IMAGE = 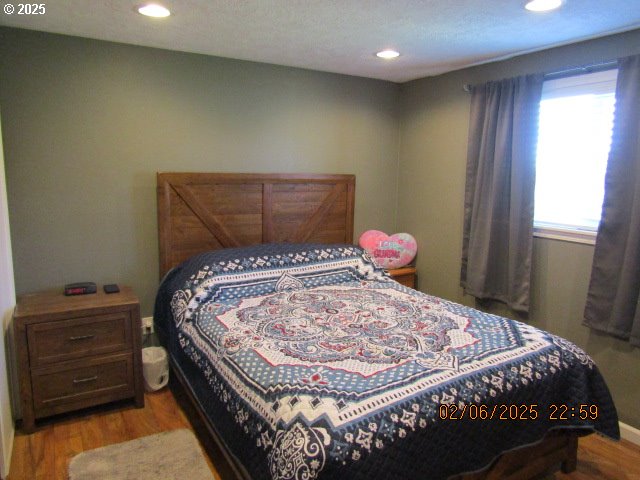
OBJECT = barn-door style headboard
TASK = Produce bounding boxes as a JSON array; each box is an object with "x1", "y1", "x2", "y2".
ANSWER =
[{"x1": 157, "y1": 172, "x2": 356, "y2": 277}]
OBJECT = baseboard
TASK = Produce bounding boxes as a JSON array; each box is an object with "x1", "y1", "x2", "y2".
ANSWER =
[{"x1": 619, "y1": 421, "x2": 640, "y2": 446}]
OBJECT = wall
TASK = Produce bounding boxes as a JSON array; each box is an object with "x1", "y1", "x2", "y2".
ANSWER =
[
  {"x1": 0, "y1": 27, "x2": 400, "y2": 316},
  {"x1": 0, "y1": 106, "x2": 15, "y2": 478},
  {"x1": 398, "y1": 29, "x2": 640, "y2": 428}
]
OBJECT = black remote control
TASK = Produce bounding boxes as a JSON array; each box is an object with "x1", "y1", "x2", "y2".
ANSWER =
[{"x1": 103, "y1": 284, "x2": 120, "y2": 294}]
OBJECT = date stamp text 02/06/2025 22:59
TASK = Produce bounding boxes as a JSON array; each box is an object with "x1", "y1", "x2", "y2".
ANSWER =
[{"x1": 439, "y1": 403, "x2": 600, "y2": 421}]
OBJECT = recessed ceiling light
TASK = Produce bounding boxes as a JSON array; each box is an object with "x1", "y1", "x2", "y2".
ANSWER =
[
  {"x1": 376, "y1": 50, "x2": 400, "y2": 59},
  {"x1": 525, "y1": 0, "x2": 562, "y2": 12},
  {"x1": 137, "y1": 3, "x2": 171, "y2": 17}
]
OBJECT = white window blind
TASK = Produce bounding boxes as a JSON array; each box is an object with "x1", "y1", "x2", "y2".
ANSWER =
[{"x1": 534, "y1": 68, "x2": 618, "y2": 243}]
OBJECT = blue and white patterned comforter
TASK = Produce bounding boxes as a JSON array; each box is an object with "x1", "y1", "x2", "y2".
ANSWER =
[{"x1": 154, "y1": 243, "x2": 619, "y2": 480}]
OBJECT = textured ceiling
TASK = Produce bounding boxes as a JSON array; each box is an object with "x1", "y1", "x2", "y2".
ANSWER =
[{"x1": 1, "y1": 0, "x2": 639, "y2": 82}]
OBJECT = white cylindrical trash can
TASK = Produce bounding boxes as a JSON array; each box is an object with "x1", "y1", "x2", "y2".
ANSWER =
[{"x1": 142, "y1": 346, "x2": 169, "y2": 391}]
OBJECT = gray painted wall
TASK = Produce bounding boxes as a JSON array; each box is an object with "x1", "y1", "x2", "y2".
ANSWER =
[
  {"x1": 398, "y1": 29, "x2": 640, "y2": 428},
  {"x1": 0, "y1": 28, "x2": 400, "y2": 315}
]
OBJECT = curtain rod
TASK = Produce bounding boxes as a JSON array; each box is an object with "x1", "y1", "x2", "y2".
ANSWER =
[
  {"x1": 462, "y1": 58, "x2": 618, "y2": 93},
  {"x1": 543, "y1": 59, "x2": 618, "y2": 80}
]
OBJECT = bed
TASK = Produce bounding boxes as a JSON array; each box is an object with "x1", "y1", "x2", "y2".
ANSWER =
[{"x1": 154, "y1": 172, "x2": 619, "y2": 480}]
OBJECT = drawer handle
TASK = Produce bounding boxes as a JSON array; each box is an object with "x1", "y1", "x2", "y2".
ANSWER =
[
  {"x1": 69, "y1": 334, "x2": 95, "y2": 341},
  {"x1": 73, "y1": 375, "x2": 98, "y2": 384}
]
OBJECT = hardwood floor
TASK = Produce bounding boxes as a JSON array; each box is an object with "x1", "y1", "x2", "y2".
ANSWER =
[
  {"x1": 6, "y1": 389, "x2": 640, "y2": 480},
  {"x1": 558, "y1": 433, "x2": 640, "y2": 480},
  {"x1": 7, "y1": 389, "x2": 222, "y2": 480}
]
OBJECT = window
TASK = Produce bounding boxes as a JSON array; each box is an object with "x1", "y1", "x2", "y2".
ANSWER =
[{"x1": 533, "y1": 68, "x2": 618, "y2": 244}]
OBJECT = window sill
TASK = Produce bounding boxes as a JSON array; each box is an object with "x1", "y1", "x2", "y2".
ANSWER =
[{"x1": 534, "y1": 226, "x2": 596, "y2": 246}]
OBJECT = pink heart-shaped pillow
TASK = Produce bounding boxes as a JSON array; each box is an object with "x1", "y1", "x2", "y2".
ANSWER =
[{"x1": 358, "y1": 230, "x2": 417, "y2": 269}]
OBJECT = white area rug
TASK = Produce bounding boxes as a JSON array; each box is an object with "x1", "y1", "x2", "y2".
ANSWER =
[{"x1": 68, "y1": 429, "x2": 215, "y2": 480}]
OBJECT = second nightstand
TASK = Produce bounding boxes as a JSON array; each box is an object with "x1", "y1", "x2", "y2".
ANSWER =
[
  {"x1": 387, "y1": 266, "x2": 417, "y2": 289},
  {"x1": 14, "y1": 286, "x2": 144, "y2": 432}
]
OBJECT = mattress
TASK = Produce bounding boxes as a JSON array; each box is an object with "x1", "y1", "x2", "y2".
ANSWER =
[{"x1": 154, "y1": 243, "x2": 619, "y2": 480}]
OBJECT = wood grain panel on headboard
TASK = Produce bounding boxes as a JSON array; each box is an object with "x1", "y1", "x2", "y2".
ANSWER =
[{"x1": 157, "y1": 173, "x2": 355, "y2": 278}]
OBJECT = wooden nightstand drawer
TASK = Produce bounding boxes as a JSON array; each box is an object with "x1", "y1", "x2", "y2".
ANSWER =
[
  {"x1": 31, "y1": 353, "x2": 134, "y2": 417},
  {"x1": 387, "y1": 266, "x2": 417, "y2": 288},
  {"x1": 27, "y1": 312, "x2": 132, "y2": 367},
  {"x1": 14, "y1": 287, "x2": 144, "y2": 432}
]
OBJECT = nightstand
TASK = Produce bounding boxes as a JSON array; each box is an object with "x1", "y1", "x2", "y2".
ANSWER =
[
  {"x1": 387, "y1": 266, "x2": 417, "y2": 288},
  {"x1": 14, "y1": 286, "x2": 144, "y2": 432}
]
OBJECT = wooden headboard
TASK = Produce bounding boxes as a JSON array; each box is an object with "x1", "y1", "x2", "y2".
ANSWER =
[{"x1": 157, "y1": 172, "x2": 356, "y2": 278}]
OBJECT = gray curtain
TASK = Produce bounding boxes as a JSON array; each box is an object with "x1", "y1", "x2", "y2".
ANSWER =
[
  {"x1": 461, "y1": 74, "x2": 543, "y2": 313},
  {"x1": 584, "y1": 55, "x2": 640, "y2": 347}
]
